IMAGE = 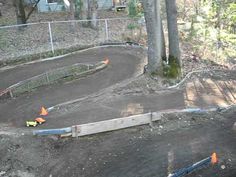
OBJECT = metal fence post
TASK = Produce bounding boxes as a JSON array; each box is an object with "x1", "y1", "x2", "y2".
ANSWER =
[
  {"x1": 105, "y1": 19, "x2": 109, "y2": 41},
  {"x1": 9, "y1": 90, "x2": 13, "y2": 98},
  {"x1": 48, "y1": 22, "x2": 55, "y2": 54},
  {"x1": 46, "y1": 72, "x2": 50, "y2": 83}
]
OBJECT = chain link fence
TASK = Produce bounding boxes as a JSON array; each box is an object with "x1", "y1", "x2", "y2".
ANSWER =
[
  {"x1": 0, "y1": 17, "x2": 234, "y2": 68},
  {"x1": 5, "y1": 61, "x2": 107, "y2": 97},
  {"x1": 0, "y1": 18, "x2": 146, "y2": 65}
]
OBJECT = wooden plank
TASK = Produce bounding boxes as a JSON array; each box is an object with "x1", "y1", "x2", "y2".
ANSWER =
[{"x1": 72, "y1": 112, "x2": 161, "y2": 137}]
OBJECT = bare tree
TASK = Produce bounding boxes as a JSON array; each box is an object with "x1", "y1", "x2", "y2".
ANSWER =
[
  {"x1": 69, "y1": 0, "x2": 75, "y2": 20},
  {"x1": 161, "y1": 20, "x2": 166, "y2": 61},
  {"x1": 13, "y1": 0, "x2": 41, "y2": 25},
  {"x1": 0, "y1": 2, "x2": 2, "y2": 17},
  {"x1": 81, "y1": 0, "x2": 87, "y2": 20},
  {"x1": 13, "y1": 0, "x2": 26, "y2": 24},
  {"x1": 142, "y1": 0, "x2": 163, "y2": 75},
  {"x1": 90, "y1": 0, "x2": 98, "y2": 28}
]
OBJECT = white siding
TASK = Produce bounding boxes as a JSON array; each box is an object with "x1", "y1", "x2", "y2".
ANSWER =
[{"x1": 97, "y1": 0, "x2": 113, "y2": 10}]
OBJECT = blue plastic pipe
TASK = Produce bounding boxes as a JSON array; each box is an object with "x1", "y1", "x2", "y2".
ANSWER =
[
  {"x1": 168, "y1": 156, "x2": 211, "y2": 177},
  {"x1": 184, "y1": 108, "x2": 217, "y2": 113},
  {"x1": 33, "y1": 127, "x2": 71, "y2": 136}
]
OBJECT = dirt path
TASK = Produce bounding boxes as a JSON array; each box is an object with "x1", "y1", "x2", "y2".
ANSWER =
[
  {"x1": 0, "y1": 46, "x2": 146, "y2": 127},
  {"x1": 0, "y1": 107, "x2": 235, "y2": 177},
  {"x1": 40, "y1": 70, "x2": 236, "y2": 129},
  {"x1": 1, "y1": 47, "x2": 236, "y2": 130},
  {"x1": 0, "y1": 47, "x2": 236, "y2": 177}
]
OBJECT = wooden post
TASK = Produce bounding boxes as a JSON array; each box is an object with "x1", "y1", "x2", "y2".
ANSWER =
[
  {"x1": 72, "y1": 125, "x2": 79, "y2": 138},
  {"x1": 149, "y1": 111, "x2": 154, "y2": 128}
]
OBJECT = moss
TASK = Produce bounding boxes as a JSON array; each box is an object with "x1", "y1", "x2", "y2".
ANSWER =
[
  {"x1": 149, "y1": 69, "x2": 163, "y2": 77},
  {"x1": 163, "y1": 56, "x2": 181, "y2": 78}
]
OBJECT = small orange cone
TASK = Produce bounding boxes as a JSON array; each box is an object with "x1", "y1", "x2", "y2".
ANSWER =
[
  {"x1": 40, "y1": 106, "x2": 48, "y2": 116},
  {"x1": 211, "y1": 152, "x2": 218, "y2": 164},
  {"x1": 103, "y1": 57, "x2": 110, "y2": 65},
  {"x1": 35, "y1": 117, "x2": 46, "y2": 124}
]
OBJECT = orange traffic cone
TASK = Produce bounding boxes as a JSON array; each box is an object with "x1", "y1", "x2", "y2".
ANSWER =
[
  {"x1": 40, "y1": 106, "x2": 48, "y2": 116},
  {"x1": 211, "y1": 152, "x2": 218, "y2": 164}
]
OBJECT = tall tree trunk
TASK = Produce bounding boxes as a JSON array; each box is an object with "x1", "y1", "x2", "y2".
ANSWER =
[
  {"x1": 69, "y1": 0, "x2": 75, "y2": 21},
  {"x1": 165, "y1": 0, "x2": 181, "y2": 77},
  {"x1": 86, "y1": 0, "x2": 98, "y2": 28},
  {"x1": 142, "y1": 0, "x2": 162, "y2": 75},
  {"x1": 13, "y1": 0, "x2": 40, "y2": 25},
  {"x1": 68, "y1": 0, "x2": 76, "y2": 32},
  {"x1": 91, "y1": 0, "x2": 98, "y2": 29},
  {"x1": 75, "y1": 0, "x2": 83, "y2": 19},
  {"x1": 13, "y1": 0, "x2": 26, "y2": 25},
  {"x1": 81, "y1": 0, "x2": 87, "y2": 21},
  {"x1": 0, "y1": 3, "x2": 2, "y2": 17},
  {"x1": 161, "y1": 20, "x2": 166, "y2": 61},
  {"x1": 75, "y1": 0, "x2": 97, "y2": 28}
]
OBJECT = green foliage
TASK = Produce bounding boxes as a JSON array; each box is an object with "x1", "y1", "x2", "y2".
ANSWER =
[
  {"x1": 128, "y1": 0, "x2": 138, "y2": 17},
  {"x1": 127, "y1": 23, "x2": 138, "y2": 30},
  {"x1": 178, "y1": 0, "x2": 236, "y2": 63}
]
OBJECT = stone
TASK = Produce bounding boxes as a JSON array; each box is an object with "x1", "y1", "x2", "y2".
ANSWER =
[
  {"x1": 0, "y1": 171, "x2": 6, "y2": 176},
  {"x1": 221, "y1": 165, "x2": 226, "y2": 170}
]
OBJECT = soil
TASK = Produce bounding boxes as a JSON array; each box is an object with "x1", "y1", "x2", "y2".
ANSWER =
[
  {"x1": 0, "y1": 107, "x2": 235, "y2": 177},
  {"x1": 0, "y1": 3, "x2": 235, "y2": 177}
]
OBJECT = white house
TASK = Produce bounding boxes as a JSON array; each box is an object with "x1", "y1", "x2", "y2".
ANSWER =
[{"x1": 37, "y1": 0, "x2": 117, "y2": 12}]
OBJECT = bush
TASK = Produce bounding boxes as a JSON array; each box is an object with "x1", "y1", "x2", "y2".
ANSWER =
[{"x1": 128, "y1": 0, "x2": 138, "y2": 17}]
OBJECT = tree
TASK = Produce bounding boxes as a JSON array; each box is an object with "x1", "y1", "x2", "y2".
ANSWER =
[
  {"x1": 165, "y1": 0, "x2": 181, "y2": 77},
  {"x1": 13, "y1": 0, "x2": 41, "y2": 25},
  {"x1": 142, "y1": 0, "x2": 163, "y2": 75},
  {"x1": 75, "y1": 0, "x2": 83, "y2": 19},
  {"x1": 88, "y1": 0, "x2": 98, "y2": 28},
  {"x1": 161, "y1": 20, "x2": 166, "y2": 61},
  {"x1": 75, "y1": 0, "x2": 98, "y2": 28},
  {"x1": 13, "y1": 0, "x2": 26, "y2": 24},
  {"x1": 69, "y1": 0, "x2": 75, "y2": 21},
  {"x1": 0, "y1": 2, "x2": 2, "y2": 17}
]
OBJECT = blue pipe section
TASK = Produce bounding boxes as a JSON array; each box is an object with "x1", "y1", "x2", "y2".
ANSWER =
[
  {"x1": 169, "y1": 157, "x2": 211, "y2": 177},
  {"x1": 184, "y1": 108, "x2": 217, "y2": 113},
  {"x1": 33, "y1": 127, "x2": 71, "y2": 136}
]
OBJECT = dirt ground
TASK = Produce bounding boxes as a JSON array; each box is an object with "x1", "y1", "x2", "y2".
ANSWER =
[
  {"x1": 0, "y1": 107, "x2": 235, "y2": 177},
  {"x1": 0, "y1": 44, "x2": 235, "y2": 177},
  {"x1": 1, "y1": 2, "x2": 235, "y2": 177}
]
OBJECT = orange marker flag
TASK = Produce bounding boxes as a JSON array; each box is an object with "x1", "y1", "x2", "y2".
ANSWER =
[
  {"x1": 211, "y1": 152, "x2": 218, "y2": 164},
  {"x1": 40, "y1": 106, "x2": 48, "y2": 116}
]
